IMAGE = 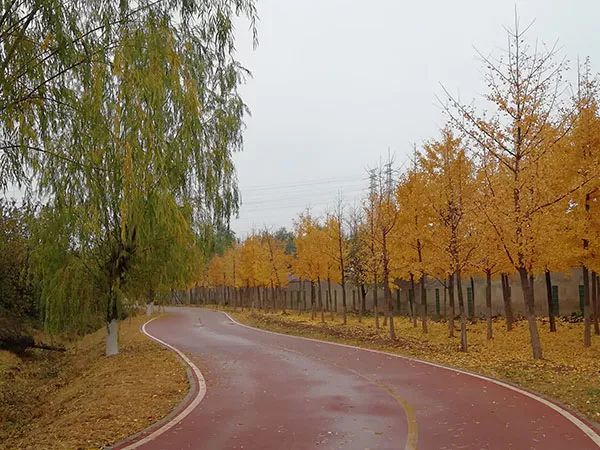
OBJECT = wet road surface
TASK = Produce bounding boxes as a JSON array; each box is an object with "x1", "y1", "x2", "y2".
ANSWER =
[{"x1": 118, "y1": 308, "x2": 600, "y2": 450}]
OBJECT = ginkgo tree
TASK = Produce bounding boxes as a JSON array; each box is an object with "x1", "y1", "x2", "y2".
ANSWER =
[
  {"x1": 261, "y1": 229, "x2": 291, "y2": 311},
  {"x1": 366, "y1": 162, "x2": 399, "y2": 339},
  {"x1": 470, "y1": 159, "x2": 514, "y2": 339},
  {"x1": 419, "y1": 129, "x2": 477, "y2": 350},
  {"x1": 392, "y1": 165, "x2": 434, "y2": 332},
  {"x1": 238, "y1": 234, "x2": 264, "y2": 308},
  {"x1": 567, "y1": 63, "x2": 600, "y2": 345},
  {"x1": 324, "y1": 201, "x2": 349, "y2": 323},
  {"x1": 294, "y1": 212, "x2": 327, "y2": 320},
  {"x1": 346, "y1": 206, "x2": 370, "y2": 323},
  {"x1": 444, "y1": 21, "x2": 594, "y2": 359}
]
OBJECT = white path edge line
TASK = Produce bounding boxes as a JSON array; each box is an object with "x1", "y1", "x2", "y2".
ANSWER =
[
  {"x1": 222, "y1": 311, "x2": 600, "y2": 447},
  {"x1": 120, "y1": 316, "x2": 207, "y2": 450}
]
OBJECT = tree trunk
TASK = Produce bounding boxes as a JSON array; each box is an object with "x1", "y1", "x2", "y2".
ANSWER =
[
  {"x1": 409, "y1": 273, "x2": 417, "y2": 327},
  {"x1": 468, "y1": 276, "x2": 475, "y2": 319},
  {"x1": 106, "y1": 275, "x2": 121, "y2": 356},
  {"x1": 592, "y1": 271, "x2": 599, "y2": 335},
  {"x1": 106, "y1": 319, "x2": 119, "y2": 357},
  {"x1": 386, "y1": 282, "x2": 395, "y2": 340},
  {"x1": 310, "y1": 281, "x2": 316, "y2": 320},
  {"x1": 382, "y1": 240, "x2": 395, "y2": 339},
  {"x1": 341, "y1": 285, "x2": 347, "y2": 325},
  {"x1": 373, "y1": 278, "x2": 380, "y2": 329},
  {"x1": 456, "y1": 270, "x2": 467, "y2": 352},
  {"x1": 318, "y1": 278, "x2": 324, "y2": 323},
  {"x1": 420, "y1": 274, "x2": 428, "y2": 333},
  {"x1": 544, "y1": 269, "x2": 556, "y2": 332},
  {"x1": 501, "y1": 273, "x2": 514, "y2": 331},
  {"x1": 517, "y1": 267, "x2": 543, "y2": 359},
  {"x1": 485, "y1": 270, "x2": 492, "y2": 340},
  {"x1": 583, "y1": 265, "x2": 591, "y2": 347},
  {"x1": 362, "y1": 285, "x2": 367, "y2": 313},
  {"x1": 327, "y1": 278, "x2": 334, "y2": 320},
  {"x1": 447, "y1": 274, "x2": 455, "y2": 338},
  {"x1": 358, "y1": 284, "x2": 365, "y2": 323},
  {"x1": 443, "y1": 282, "x2": 447, "y2": 320}
]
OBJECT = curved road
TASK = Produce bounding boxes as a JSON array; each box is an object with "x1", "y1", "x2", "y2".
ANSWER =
[{"x1": 119, "y1": 308, "x2": 599, "y2": 450}]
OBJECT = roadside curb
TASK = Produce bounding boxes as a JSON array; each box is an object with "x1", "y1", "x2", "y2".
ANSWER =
[
  {"x1": 222, "y1": 310, "x2": 600, "y2": 448},
  {"x1": 107, "y1": 316, "x2": 207, "y2": 450}
]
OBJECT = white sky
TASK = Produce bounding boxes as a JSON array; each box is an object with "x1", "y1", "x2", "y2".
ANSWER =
[{"x1": 230, "y1": 0, "x2": 600, "y2": 237}]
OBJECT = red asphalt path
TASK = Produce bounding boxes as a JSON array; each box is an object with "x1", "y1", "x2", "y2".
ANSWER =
[{"x1": 119, "y1": 308, "x2": 600, "y2": 450}]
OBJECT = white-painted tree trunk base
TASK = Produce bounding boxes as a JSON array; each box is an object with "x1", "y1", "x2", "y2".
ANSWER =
[
  {"x1": 106, "y1": 319, "x2": 119, "y2": 356},
  {"x1": 146, "y1": 301, "x2": 154, "y2": 316}
]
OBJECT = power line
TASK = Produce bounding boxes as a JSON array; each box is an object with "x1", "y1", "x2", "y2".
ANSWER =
[
  {"x1": 240, "y1": 174, "x2": 367, "y2": 191},
  {"x1": 241, "y1": 186, "x2": 368, "y2": 207}
]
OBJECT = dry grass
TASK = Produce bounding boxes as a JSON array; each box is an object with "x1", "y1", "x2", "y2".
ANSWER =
[
  {"x1": 224, "y1": 307, "x2": 600, "y2": 423},
  {"x1": 0, "y1": 314, "x2": 187, "y2": 450}
]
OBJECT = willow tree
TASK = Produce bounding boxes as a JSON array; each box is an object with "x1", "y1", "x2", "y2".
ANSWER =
[
  {"x1": 126, "y1": 199, "x2": 203, "y2": 313},
  {"x1": 1, "y1": 0, "x2": 90, "y2": 189},
  {"x1": 3, "y1": 1, "x2": 253, "y2": 189},
  {"x1": 33, "y1": 1, "x2": 257, "y2": 355},
  {"x1": 444, "y1": 19, "x2": 593, "y2": 359}
]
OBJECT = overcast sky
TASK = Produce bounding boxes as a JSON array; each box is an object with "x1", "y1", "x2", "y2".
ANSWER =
[{"x1": 229, "y1": 0, "x2": 600, "y2": 237}]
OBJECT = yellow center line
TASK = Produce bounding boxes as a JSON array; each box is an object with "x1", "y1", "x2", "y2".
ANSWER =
[
  {"x1": 375, "y1": 380, "x2": 419, "y2": 450},
  {"x1": 342, "y1": 366, "x2": 418, "y2": 450},
  {"x1": 281, "y1": 345, "x2": 419, "y2": 449}
]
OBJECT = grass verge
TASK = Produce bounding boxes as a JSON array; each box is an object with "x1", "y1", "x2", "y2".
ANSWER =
[
  {"x1": 222, "y1": 307, "x2": 600, "y2": 423},
  {"x1": 0, "y1": 314, "x2": 187, "y2": 450}
]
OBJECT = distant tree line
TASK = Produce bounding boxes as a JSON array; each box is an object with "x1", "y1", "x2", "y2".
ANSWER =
[{"x1": 202, "y1": 23, "x2": 600, "y2": 360}]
